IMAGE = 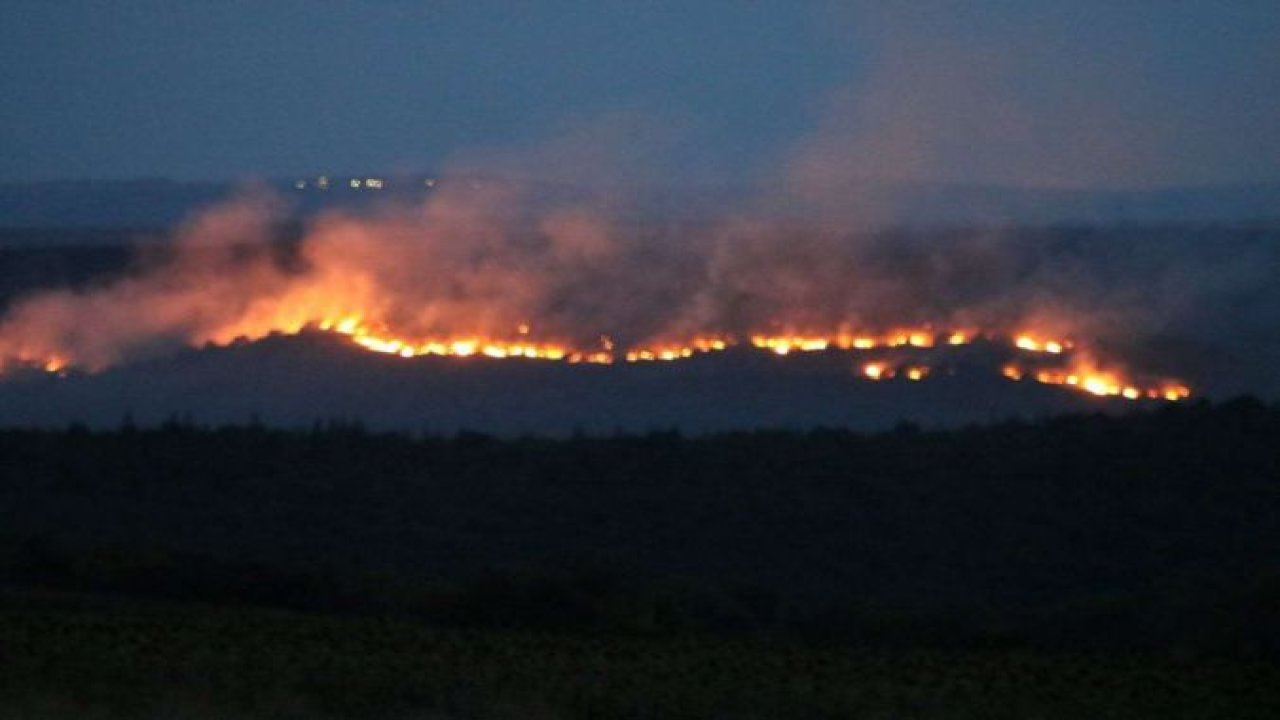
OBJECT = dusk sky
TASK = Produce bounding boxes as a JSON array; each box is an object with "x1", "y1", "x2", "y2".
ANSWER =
[{"x1": 3, "y1": 1, "x2": 1278, "y2": 189}]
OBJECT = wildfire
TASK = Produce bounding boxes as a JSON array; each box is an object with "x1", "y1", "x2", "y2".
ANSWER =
[
  {"x1": 322, "y1": 317, "x2": 580, "y2": 363},
  {"x1": 750, "y1": 327, "x2": 956, "y2": 355},
  {"x1": 751, "y1": 335, "x2": 831, "y2": 355},
  {"x1": 1013, "y1": 334, "x2": 1071, "y2": 354},
  {"x1": 1, "y1": 313, "x2": 1191, "y2": 403},
  {"x1": 625, "y1": 337, "x2": 729, "y2": 362},
  {"x1": 1001, "y1": 362, "x2": 1190, "y2": 401},
  {"x1": 862, "y1": 362, "x2": 891, "y2": 380},
  {"x1": 904, "y1": 366, "x2": 930, "y2": 381},
  {"x1": 336, "y1": 322, "x2": 1184, "y2": 401}
]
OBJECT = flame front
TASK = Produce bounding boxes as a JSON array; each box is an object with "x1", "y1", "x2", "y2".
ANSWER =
[
  {"x1": 0, "y1": 304, "x2": 1192, "y2": 403},
  {"x1": 236, "y1": 319, "x2": 1190, "y2": 402},
  {"x1": 0, "y1": 193, "x2": 1196, "y2": 403}
]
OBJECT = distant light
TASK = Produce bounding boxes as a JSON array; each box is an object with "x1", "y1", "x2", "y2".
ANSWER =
[
  {"x1": 294, "y1": 179, "x2": 307, "y2": 190},
  {"x1": 424, "y1": 178, "x2": 436, "y2": 188},
  {"x1": 365, "y1": 178, "x2": 384, "y2": 190},
  {"x1": 349, "y1": 179, "x2": 361, "y2": 189},
  {"x1": 316, "y1": 175, "x2": 330, "y2": 190}
]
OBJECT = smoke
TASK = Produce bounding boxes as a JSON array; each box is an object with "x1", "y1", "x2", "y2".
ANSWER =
[
  {"x1": 2, "y1": 5, "x2": 1279, "y2": 397},
  {"x1": 791, "y1": 2, "x2": 1280, "y2": 196},
  {"x1": 4, "y1": 173, "x2": 1274, "y2": 396},
  {"x1": 0, "y1": 192, "x2": 292, "y2": 370}
]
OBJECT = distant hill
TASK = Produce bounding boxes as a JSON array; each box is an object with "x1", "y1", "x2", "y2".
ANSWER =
[
  {"x1": 0, "y1": 179, "x2": 230, "y2": 229},
  {"x1": 0, "y1": 332, "x2": 1196, "y2": 435}
]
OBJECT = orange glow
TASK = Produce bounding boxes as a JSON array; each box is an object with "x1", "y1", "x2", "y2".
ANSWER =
[
  {"x1": 752, "y1": 327, "x2": 946, "y2": 354},
  {"x1": 1013, "y1": 334, "x2": 1071, "y2": 354},
  {"x1": 0, "y1": 192, "x2": 1202, "y2": 409},
  {"x1": 751, "y1": 335, "x2": 831, "y2": 355},
  {"x1": 1023, "y1": 360, "x2": 1190, "y2": 402},
  {"x1": 862, "y1": 362, "x2": 890, "y2": 380},
  {"x1": 1, "y1": 311, "x2": 1193, "y2": 402},
  {"x1": 343, "y1": 322, "x2": 573, "y2": 363},
  {"x1": 624, "y1": 336, "x2": 728, "y2": 363}
]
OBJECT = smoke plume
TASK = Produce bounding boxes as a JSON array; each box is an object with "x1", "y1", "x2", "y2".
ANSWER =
[{"x1": 3, "y1": 4, "x2": 1279, "y2": 400}]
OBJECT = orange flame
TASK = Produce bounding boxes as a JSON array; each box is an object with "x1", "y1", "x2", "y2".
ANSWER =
[
  {"x1": 1013, "y1": 334, "x2": 1071, "y2": 354},
  {"x1": 1004, "y1": 359, "x2": 1190, "y2": 402},
  {"x1": 2, "y1": 310, "x2": 1191, "y2": 402}
]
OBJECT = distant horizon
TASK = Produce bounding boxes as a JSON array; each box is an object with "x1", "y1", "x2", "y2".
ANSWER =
[
  {"x1": 5, "y1": 173, "x2": 1280, "y2": 195},
  {"x1": 4, "y1": 173, "x2": 1280, "y2": 232}
]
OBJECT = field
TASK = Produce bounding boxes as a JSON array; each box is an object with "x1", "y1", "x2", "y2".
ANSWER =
[
  {"x1": 0, "y1": 399, "x2": 1277, "y2": 715},
  {"x1": 4, "y1": 593, "x2": 1278, "y2": 719}
]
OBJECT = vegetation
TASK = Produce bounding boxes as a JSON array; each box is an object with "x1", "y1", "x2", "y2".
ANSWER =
[
  {"x1": 1, "y1": 398, "x2": 1278, "y2": 715},
  {"x1": 2, "y1": 595, "x2": 1278, "y2": 719}
]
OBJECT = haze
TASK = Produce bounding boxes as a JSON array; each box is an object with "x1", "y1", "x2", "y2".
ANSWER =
[{"x1": 3, "y1": 1, "x2": 1279, "y2": 190}]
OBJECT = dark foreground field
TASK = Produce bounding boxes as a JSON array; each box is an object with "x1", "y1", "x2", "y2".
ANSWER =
[
  {"x1": 3, "y1": 593, "x2": 1278, "y2": 719},
  {"x1": 1, "y1": 399, "x2": 1278, "y2": 716}
]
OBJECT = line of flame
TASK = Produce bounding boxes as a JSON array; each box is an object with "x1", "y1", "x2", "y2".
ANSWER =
[
  {"x1": 301, "y1": 318, "x2": 1190, "y2": 402},
  {"x1": 0, "y1": 315, "x2": 1192, "y2": 403}
]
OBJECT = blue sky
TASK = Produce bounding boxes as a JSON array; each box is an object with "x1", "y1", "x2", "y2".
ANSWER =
[{"x1": 2, "y1": 1, "x2": 1277, "y2": 189}]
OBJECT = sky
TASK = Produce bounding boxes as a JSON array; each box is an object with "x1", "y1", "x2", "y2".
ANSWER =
[{"x1": 2, "y1": 1, "x2": 1278, "y2": 189}]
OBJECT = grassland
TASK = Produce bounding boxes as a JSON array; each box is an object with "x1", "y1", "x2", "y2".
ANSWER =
[
  {"x1": 2, "y1": 399, "x2": 1278, "y2": 716},
  {"x1": 3, "y1": 593, "x2": 1278, "y2": 719}
]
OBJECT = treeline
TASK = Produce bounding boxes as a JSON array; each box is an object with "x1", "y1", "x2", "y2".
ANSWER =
[{"x1": 1, "y1": 398, "x2": 1278, "y2": 655}]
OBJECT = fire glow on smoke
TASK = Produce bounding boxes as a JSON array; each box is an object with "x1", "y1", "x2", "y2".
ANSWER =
[{"x1": 0, "y1": 188, "x2": 1193, "y2": 402}]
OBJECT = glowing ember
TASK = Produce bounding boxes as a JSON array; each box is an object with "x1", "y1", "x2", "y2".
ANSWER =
[
  {"x1": 1014, "y1": 334, "x2": 1071, "y2": 354},
  {"x1": 862, "y1": 362, "x2": 890, "y2": 380},
  {"x1": 751, "y1": 335, "x2": 831, "y2": 355},
  {"x1": 1, "y1": 311, "x2": 1190, "y2": 403},
  {"x1": 1007, "y1": 360, "x2": 1189, "y2": 401}
]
